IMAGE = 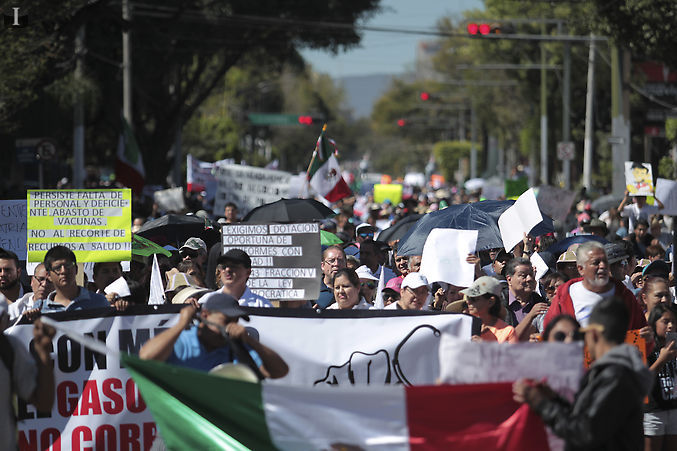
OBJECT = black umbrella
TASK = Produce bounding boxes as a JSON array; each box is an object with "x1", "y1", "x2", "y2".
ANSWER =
[
  {"x1": 378, "y1": 214, "x2": 423, "y2": 244},
  {"x1": 136, "y1": 214, "x2": 221, "y2": 249},
  {"x1": 397, "y1": 200, "x2": 554, "y2": 256},
  {"x1": 545, "y1": 234, "x2": 608, "y2": 256},
  {"x1": 242, "y1": 198, "x2": 335, "y2": 223}
]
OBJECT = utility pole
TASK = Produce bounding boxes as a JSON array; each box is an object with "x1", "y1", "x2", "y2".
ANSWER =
[
  {"x1": 583, "y1": 35, "x2": 596, "y2": 190},
  {"x1": 561, "y1": 24, "x2": 572, "y2": 190},
  {"x1": 470, "y1": 102, "x2": 477, "y2": 179},
  {"x1": 610, "y1": 46, "x2": 631, "y2": 196},
  {"x1": 73, "y1": 26, "x2": 85, "y2": 189},
  {"x1": 540, "y1": 22, "x2": 548, "y2": 185},
  {"x1": 122, "y1": 0, "x2": 132, "y2": 125}
]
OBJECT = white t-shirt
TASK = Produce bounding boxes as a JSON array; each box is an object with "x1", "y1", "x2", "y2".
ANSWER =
[
  {"x1": 569, "y1": 282, "x2": 616, "y2": 326},
  {"x1": 1, "y1": 334, "x2": 38, "y2": 450},
  {"x1": 8, "y1": 292, "x2": 37, "y2": 320},
  {"x1": 621, "y1": 203, "x2": 659, "y2": 231},
  {"x1": 326, "y1": 297, "x2": 372, "y2": 310},
  {"x1": 199, "y1": 286, "x2": 272, "y2": 308}
]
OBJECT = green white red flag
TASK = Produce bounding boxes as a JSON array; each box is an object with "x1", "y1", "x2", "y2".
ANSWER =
[
  {"x1": 122, "y1": 354, "x2": 550, "y2": 450},
  {"x1": 115, "y1": 117, "x2": 145, "y2": 194},
  {"x1": 307, "y1": 125, "x2": 352, "y2": 202}
]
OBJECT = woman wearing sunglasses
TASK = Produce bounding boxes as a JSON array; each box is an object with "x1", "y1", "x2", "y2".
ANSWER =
[
  {"x1": 327, "y1": 268, "x2": 373, "y2": 310},
  {"x1": 541, "y1": 314, "x2": 582, "y2": 343},
  {"x1": 356, "y1": 265, "x2": 378, "y2": 305}
]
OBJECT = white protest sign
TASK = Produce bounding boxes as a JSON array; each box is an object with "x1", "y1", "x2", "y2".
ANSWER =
[
  {"x1": 438, "y1": 335, "x2": 584, "y2": 401},
  {"x1": 420, "y1": 228, "x2": 478, "y2": 288},
  {"x1": 655, "y1": 178, "x2": 677, "y2": 216},
  {"x1": 153, "y1": 187, "x2": 185, "y2": 213},
  {"x1": 105, "y1": 276, "x2": 131, "y2": 297},
  {"x1": 530, "y1": 252, "x2": 549, "y2": 281},
  {"x1": 213, "y1": 163, "x2": 292, "y2": 216},
  {"x1": 625, "y1": 162, "x2": 654, "y2": 196},
  {"x1": 0, "y1": 200, "x2": 27, "y2": 257},
  {"x1": 498, "y1": 188, "x2": 544, "y2": 252},
  {"x1": 536, "y1": 185, "x2": 576, "y2": 222}
]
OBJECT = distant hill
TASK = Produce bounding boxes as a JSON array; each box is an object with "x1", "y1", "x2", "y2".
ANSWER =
[{"x1": 338, "y1": 73, "x2": 403, "y2": 119}]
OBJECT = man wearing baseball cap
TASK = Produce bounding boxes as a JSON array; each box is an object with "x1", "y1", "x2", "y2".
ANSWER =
[
  {"x1": 384, "y1": 272, "x2": 431, "y2": 310},
  {"x1": 200, "y1": 249, "x2": 272, "y2": 308},
  {"x1": 140, "y1": 293, "x2": 288, "y2": 378},
  {"x1": 179, "y1": 237, "x2": 208, "y2": 269}
]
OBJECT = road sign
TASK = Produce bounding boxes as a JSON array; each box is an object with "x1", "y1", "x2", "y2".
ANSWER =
[{"x1": 557, "y1": 141, "x2": 574, "y2": 161}]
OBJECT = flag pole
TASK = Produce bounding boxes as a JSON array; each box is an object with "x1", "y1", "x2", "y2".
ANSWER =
[{"x1": 303, "y1": 124, "x2": 327, "y2": 198}]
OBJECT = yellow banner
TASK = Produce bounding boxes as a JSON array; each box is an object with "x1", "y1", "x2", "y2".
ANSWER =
[
  {"x1": 27, "y1": 189, "x2": 132, "y2": 263},
  {"x1": 373, "y1": 184, "x2": 403, "y2": 205}
]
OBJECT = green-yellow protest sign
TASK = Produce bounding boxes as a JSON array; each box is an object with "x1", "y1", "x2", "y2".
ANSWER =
[
  {"x1": 373, "y1": 184, "x2": 403, "y2": 205},
  {"x1": 27, "y1": 189, "x2": 132, "y2": 263}
]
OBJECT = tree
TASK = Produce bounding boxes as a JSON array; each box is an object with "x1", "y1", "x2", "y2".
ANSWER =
[{"x1": 0, "y1": 0, "x2": 381, "y2": 184}]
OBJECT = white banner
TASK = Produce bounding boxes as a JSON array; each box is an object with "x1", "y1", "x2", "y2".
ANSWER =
[
  {"x1": 8, "y1": 309, "x2": 475, "y2": 449},
  {"x1": 0, "y1": 199, "x2": 27, "y2": 257},
  {"x1": 213, "y1": 163, "x2": 292, "y2": 216}
]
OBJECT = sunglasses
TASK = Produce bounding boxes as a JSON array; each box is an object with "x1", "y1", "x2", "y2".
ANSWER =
[
  {"x1": 361, "y1": 281, "x2": 376, "y2": 289},
  {"x1": 552, "y1": 331, "x2": 583, "y2": 342},
  {"x1": 180, "y1": 249, "x2": 199, "y2": 258},
  {"x1": 358, "y1": 232, "x2": 374, "y2": 238}
]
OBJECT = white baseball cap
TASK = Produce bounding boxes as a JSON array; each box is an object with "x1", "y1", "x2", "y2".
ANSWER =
[
  {"x1": 401, "y1": 272, "x2": 430, "y2": 290},
  {"x1": 355, "y1": 265, "x2": 378, "y2": 281}
]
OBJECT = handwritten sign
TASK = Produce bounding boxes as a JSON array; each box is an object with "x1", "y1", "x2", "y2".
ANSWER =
[
  {"x1": 0, "y1": 200, "x2": 27, "y2": 256},
  {"x1": 222, "y1": 223, "x2": 321, "y2": 300},
  {"x1": 27, "y1": 190, "x2": 132, "y2": 263}
]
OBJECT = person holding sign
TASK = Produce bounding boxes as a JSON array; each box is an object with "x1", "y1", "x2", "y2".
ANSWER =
[
  {"x1": 39, "y1": 246, "x2": 111, "y2": 313},
  {"x1": 514, "y1": 298, "x2": 652, "y2": 451},
  {"x1": 617, "y1": 190, "x2": 664, "y2": 232},
  {"x1": 201, "y1": 249, "x2": 271, "y2": 308}
]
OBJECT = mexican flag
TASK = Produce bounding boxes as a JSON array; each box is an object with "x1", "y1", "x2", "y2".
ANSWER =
[
  {"x1": 115, "y1": 117, "x2": 145, "y2": 194},
  {"x1": 307, "y1": 125, "x2": 352, "y2": 202},
  {"x1": 122, "y1": 354, "x2": 550, "y2": 450}
]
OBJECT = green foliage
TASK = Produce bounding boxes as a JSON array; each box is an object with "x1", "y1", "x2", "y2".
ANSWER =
[
  {"x1": 658, "y1": 156, "x2": 675, "y2": 179},
  {"x1": 433, "y1": 140, "x2": 476, "y2": 182},
  {"x1": 666, "y1": 118, "x2": 677, "y2": 143}
]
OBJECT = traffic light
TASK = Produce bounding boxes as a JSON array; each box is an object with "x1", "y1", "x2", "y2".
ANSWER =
[
  {"x1": 420, "y1": 91, "x2": 430, "y2": 101},
  {"x1": 298, "y1": 115, "x2": 314, "y2": 125},
  {"x1": 466, "y1": 22, "x2": 501, "y2": 35},
  {"x1": 397, "y1": 119, "x2": 406, "y2": 127}
]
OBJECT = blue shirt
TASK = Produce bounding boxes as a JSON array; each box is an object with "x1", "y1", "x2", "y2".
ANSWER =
[
  {"x1": 167, "y1": 326, "x2": 262, "y2": 372},
  {"x1": 40, "y1": 287, "x2": 111, "y2": 313}
]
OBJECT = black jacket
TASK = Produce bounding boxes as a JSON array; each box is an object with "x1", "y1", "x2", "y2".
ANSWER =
[{"x1": 534, "y1": 344, "x2": 652, "y2": 451}]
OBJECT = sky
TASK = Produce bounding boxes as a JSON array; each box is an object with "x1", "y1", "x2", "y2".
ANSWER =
[{"x1": 300, "y1": 0, "x2": 484, "y2": 78}]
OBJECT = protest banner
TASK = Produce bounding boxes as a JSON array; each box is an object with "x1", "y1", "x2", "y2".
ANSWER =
[
  {"x1": 213, "y1": 163, "x2": 292, "y2": 216},
  {"x1": 26, "y1": 189, "x2": 132, "y2": 263},
  {"x1": 537, "y1": 185, "x2": 576, "y2": 222},
  {"x1": 186, "y1": 155, "x2": 232, "y2": 204},
  {"x1": 625, "y1": 161, "x2": 654, "y2": 196},
  {"x1": 655, "y1": 178, "x2": 677, "y2": 216},
  {"x1": 153, "y1": 187, "x2": 185, "y2": 213},
  {"x1": 8, "y1": 307, "x2": 475, "y2": 449},
  {"x1": 222, "y1": 223, "x2": 322, "y2": 300},
  {"x1": 0, "y1": 199, "x2": 27, "y2": 256},
  {"x1": 373, "y1": 183, "x2": 403, "y2": 205}
]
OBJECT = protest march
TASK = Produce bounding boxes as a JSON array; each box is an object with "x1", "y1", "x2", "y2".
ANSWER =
[{"x1": 1, "y1": 116, "x2": 676, "y2": 451}]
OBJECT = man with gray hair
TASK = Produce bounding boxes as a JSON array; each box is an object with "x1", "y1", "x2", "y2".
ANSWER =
[{"x1": 543, "y1": 241, "x2": 646, "y2": 330}]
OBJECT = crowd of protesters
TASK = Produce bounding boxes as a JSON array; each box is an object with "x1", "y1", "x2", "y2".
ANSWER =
[{"x1": 1, "y1": 176, "x2": 677, "y2": 451}]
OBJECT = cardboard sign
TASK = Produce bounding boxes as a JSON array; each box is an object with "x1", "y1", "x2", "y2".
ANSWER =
[
  {"x1": 655, "y1": 178, "x2": 677, "y2": 216},
  {"x1": 625, "y1": 162, "x2": 654, "y2": 196},
  {"x1": 222, "y1": 223, "x2": 322, "y2": 300},
  {"x1": 27, "y1": 190, "x2": 132, "y2": 263},
  {"x1": 373, "y1": 184, "x2": 403, "y2": 205},
  {"x1": 0, "y1": 199, "x2": 27, "y2": 257},
  {"x1": 213, "y1": 164, "x2": 291, "y2": 216}
]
